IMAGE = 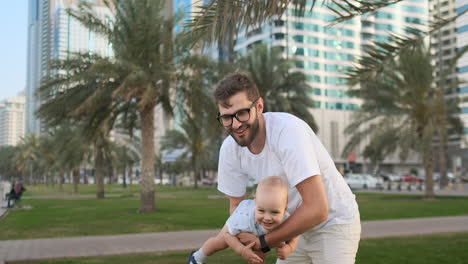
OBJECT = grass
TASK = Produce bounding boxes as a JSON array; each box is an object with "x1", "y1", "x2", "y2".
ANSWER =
[
  {"x1": 1, "y1": 185, "x2": 468, "y2": 240},
  {"x1": 356, "y1": 192, "x2": 468, "y2": 220},
  {"x1": 1, "y1": 185, "x2": 230, "y2": 240},
  {"x1": 21, "y1": 183, "x2": 142, "y2": 197},
  {"x1": 13, "y1": 232, "x2": 468, "y2": 264}
]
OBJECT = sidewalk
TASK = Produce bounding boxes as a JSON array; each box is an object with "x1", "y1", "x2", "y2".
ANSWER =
[{"x1": 1, "y1": 216, "x2": 468, "y2": 263}]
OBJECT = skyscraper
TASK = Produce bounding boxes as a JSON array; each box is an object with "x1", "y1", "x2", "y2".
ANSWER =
[
  {"x1": 429, "y1": 0, "x2": 468, "y2": 173},
  {"x1": 455, "y1": 0, "x2": 468, "y2": 170},
  {"x1": 0, "y1": 93, "x2": 26, "y2": 146},
  {"x1": 25, "y1": 0, "x2": 112, "y2": 134},
  {"x1": 234, "y1": 1, "x2": 428, "y2": 173}
]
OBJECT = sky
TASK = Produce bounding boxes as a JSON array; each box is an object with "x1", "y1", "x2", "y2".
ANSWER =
[{"x1": 0, "y1": 1, "x2": 28, "y2": 102}]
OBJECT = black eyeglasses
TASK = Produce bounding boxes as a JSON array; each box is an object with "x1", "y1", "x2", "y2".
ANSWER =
[{"x1": 217, "y1": 98, "x2": 260, "y2": 127}]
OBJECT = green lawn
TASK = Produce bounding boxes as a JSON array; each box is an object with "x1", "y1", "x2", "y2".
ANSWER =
[
  {"x1": 1, "y1": 185, "x2": 468, "y2": 240},
  {"x1": 14, "y1": 232, "x2": 468, "y2": 264},
  {"x1": 1, "y1": 185, "x2": 230, "y2": 240},
  {"x1": 21, "y1": 183, "x2": 142, "y2": 197}
]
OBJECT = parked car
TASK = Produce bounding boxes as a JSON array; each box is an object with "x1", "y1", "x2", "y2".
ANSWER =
[
  {"x1": 346, "y1": 174, "x2": 381, "y2": 189},
  {"x1": 402, "y1": 175, "x2": 423, "y2": 183},
  {"x1": 432, "y1": 172, "x2": 454, "y2": 182},
  {"x1": 461, "y1": 174, "x2": 468, "y2": 183},
  {"x1": 154, "y1": 178, "x2": 170, "y2": 185},
  {"x1": 387, "y1": 174, "x2": 402, "y2": 182},
  {"x1": 201, "y1": 177, "x2": 217, "y2": 186}
]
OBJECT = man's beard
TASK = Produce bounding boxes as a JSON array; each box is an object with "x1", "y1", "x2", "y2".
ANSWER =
[{"x1": 228, "y1": 114, "x2": 260, "y2": 147}]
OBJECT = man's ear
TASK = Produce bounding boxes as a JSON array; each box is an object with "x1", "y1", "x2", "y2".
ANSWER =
[{"x1": 257, "y1": 97, "x2": 265, "y2": 113}]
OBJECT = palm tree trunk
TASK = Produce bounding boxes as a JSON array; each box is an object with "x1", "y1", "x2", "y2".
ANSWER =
[
  {"x1": 72, "y1": 168, "x2": 80, "y2": 194},
  {"x1": 128, "y1": 166, "x2": 133, "y2": 185},
  {"x1": 107, "y1": 162, "x2": 114, "y2": 184},
  {"x1": 139, "y1": 106, "x2": 156, "y2": 213},
  {"x1": 122, "y1": 165, "x2": 127, "y2": 188},
  {"x1": 45, "y1": 170, "x2": 50, "y2": 186},
  {"x1": 59, "y1": 170, "x2": 64, "y2": 192},
  {"x1": 192, "y1": 157, "x2": 198, "y2": 189},
  {"x1": 95, "y1": 146, "x2": 105, "y2": 199},
  {"x1": 436, "y1": 124, "x2": 449, "y2": 188},
  {"x1": 50, "y1": 172, "x2": 55, "y2": 187},
  {"x1": 83, "y1": 168, "x2": 89, "y2": 185},
  {"x1": 423, "y1": 130, "x2": 435, "y2": 198}
]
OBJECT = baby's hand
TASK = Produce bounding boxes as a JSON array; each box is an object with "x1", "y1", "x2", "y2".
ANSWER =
[
  {"x1": 277, "y1": 243, "x2": 293, "y2": 260},
  {"x1": 241, "y1": 242, "x2": 263, "y2": 263}
]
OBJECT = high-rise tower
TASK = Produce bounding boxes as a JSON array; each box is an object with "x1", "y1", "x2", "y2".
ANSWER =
[
  {"x1": 0, "y1": 93, "x2": 26, "y2": 146},
  {"x1": 234, "y1": 1, "x2": 428, "y2": 172},
  {"x1": 25, "y1": 0, "x2": 112, "y2": 134}
]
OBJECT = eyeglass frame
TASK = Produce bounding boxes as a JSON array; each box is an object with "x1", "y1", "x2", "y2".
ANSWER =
[{"x1": 216, "y1": 97, "x2": 260, "y2": 127}]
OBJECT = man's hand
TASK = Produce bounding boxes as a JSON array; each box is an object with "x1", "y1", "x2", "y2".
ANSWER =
[
  {"x1": 237, "y1": 232, "x2": 261, "y2": 251},
  {"x1": 241, "y1": 242, "x2": 263, "y2": 263},
  {"x1": 277, "y1": 243, "x2": 293, "y2": 260}
]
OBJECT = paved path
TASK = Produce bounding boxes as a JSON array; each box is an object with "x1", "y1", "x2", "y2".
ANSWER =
[{"x1": 1, "y1": 216, "x2": 468, "y2": 262}]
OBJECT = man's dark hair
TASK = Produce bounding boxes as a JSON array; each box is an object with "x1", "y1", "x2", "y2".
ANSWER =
[{"x1": 213, "y1": 72, "x2": 260, "y2": 107}]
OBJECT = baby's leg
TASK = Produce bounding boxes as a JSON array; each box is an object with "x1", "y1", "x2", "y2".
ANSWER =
[{"x1": 201, "y1": 226, "x2": 229, "y2": 255}]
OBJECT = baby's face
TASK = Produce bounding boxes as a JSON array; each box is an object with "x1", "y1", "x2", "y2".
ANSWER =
[{"x1": 255, "y1": 192, "x2": 287, "y2": 232}]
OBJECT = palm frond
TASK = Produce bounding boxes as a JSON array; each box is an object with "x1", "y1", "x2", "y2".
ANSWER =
[
  {"x1": 239, "y1": 43, "x2": 318, "y2": 131},
  {"x1": 66, "y1": 2, "x2": 112, "y2": 38},
  {"x1": 328, "y1": 0, "x2": 403, "y2": 25}
]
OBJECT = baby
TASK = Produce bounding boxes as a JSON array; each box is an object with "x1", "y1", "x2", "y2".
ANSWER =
[{"x1": 188, "y1": 176, "x2": 298, "y2": 263}]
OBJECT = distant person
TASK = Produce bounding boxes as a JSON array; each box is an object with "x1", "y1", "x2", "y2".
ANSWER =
[
  {"x1": 188, "y1": 176, "x2": 298, "y2": 263},
  {"x1": 212, "y1": 72, "x2": 361, "y2": 264},
  {"x1": 7, "y1": 180, "x2": 26, "y2": 208}
]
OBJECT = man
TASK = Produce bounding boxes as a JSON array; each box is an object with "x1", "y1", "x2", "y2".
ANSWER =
[{"x1": 214, "y1": 72, "x2": 360, "y2": 264}]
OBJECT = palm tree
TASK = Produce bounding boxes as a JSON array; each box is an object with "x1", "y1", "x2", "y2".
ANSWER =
[
  {"x1": 35, "y1": 133, "x2": 60, "y2": 186},
  {"x1": 37, "y1": 52, "x2": 124, "y2": 199},
  {"x1": 0, "y1": 146, "x2": 21, "y2": 181},
  {"x1": 67, "y1": 0, "x2": 176, "y2": 212},
  {"x1": 432, "y1": 46, "x2": 466, "y2": 188},
  {"x1": 161, "y1": 53, "x2": 222, "y2": 188},
  {"x1": 238, "y1": 44, "x2": 318, "y2": 132},
  {"x1": 14, "y1": 133, "x2": 41, "y2": 184},
  {"x1": 48, "y1": 124, "x2": 90, "y2": 194},
  {"x1": 162, "y1": 111, "x2": 217, "y2": 189},
  {"x1": 187, "y1": 1, "x2": 407, "y2": 45},
  {"x1": 344, "y1": 42, "x2": 438, "y2": 198},
  {"x1": 108, "y1": 137, "x2": 140, "y2": 188},
  {"x1": 361, "y1": 127, "x2": 400, "y2": 175}
]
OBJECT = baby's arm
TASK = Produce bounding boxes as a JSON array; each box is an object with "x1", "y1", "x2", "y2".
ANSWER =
[
  {"x1": 223, "y1": 229, "x2": 264, "y2": 263},
  {"x1": 277, "y1": 236, "x2": 299, "y2": 260}
]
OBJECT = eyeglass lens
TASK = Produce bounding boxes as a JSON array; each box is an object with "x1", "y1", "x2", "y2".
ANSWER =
[{"x1": 220, "y1": 109, "x2": 250, "y2": 126}]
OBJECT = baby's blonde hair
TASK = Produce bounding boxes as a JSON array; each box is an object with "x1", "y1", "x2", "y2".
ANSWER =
[
  {"x1": 257, "y1": 176, "x2": 288, "y2": 190},
  {"x1": 256, "y1": 176, "x2": 289, "y2": 204}
]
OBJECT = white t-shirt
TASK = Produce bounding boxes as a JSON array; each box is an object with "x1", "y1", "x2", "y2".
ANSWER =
[
  {"x1": 226, "y1": 199, "x2": 289, "y2": 236},
  {"x1": 217, "y1": 112, "x2": 359, "y2": 231}
]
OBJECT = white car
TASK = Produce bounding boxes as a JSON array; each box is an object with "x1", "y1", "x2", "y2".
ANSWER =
[{"x1": 346, "y1": 174, "x2": 380, "y2": 189}]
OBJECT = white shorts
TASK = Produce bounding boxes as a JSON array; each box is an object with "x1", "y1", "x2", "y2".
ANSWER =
[{"x1": 276, "y1": 219, "x2": 361, "y2": 264}]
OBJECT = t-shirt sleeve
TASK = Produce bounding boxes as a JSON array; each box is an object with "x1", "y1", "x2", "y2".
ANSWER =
[
  {"x1": 217, "y1": 138, "x2": 248, "y2": 197},
  {"x1": 276, "y1": 119, "x2": 321, "y2": 187}
]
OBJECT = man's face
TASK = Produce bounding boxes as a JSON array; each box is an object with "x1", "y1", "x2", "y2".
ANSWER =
[{"x1": 217, "y1": 92, "x2": 260, "y2": 147}]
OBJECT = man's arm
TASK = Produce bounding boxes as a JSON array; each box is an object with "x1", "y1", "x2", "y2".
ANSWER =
[
  {"x1": 228, "y1": 195, "x2": 246, "y2": 215},
  {"x1": 242, "y1": 175, "x2": 328, "y2": 250}
]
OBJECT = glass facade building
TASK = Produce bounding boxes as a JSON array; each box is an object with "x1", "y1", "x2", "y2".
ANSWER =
[
  {"x1": 234, "y1": 0, "x2": 428, "y2": 171},
  {"x1": 456, "y1": 0, "x2": 468, "y2": 170},
  {"x1": 25, "y1": 0, "x2": 112, "y2": 134}
]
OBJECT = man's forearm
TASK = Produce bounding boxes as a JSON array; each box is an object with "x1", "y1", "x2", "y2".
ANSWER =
[
  {"x1": 261, "y1": 175, "x2": 328, "y2": 248},
  {"x1": 264, "y1": 203, "x2": 327, "y2": 247}
]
